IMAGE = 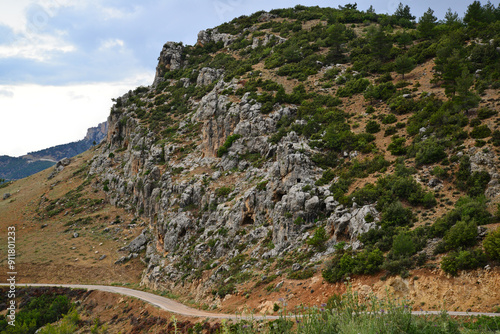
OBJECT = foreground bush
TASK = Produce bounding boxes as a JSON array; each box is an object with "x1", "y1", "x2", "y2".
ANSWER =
[
  {"x1": 484, "y1": 228, "x2": 500, "y2": 261},
  {"x1": 218, "y1": 286, "x2": 499, "y2": 333},
  {"x1": 441, "y1": 249, "x2": 487, "y2": 276}
]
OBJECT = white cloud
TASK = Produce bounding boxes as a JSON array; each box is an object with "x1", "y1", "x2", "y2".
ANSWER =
[
  {"x1": 0, "y1": 32, "x2": 75, "y2": 61},
  {"x1": 101, "y1": 5, "x2": 142, "y2": 20},
  {"x1": 0, "y1": 89, "x2": 14, "y2": 98},
  {"x1": 99, "y1": 38, "x2": 125, "y2": 50},
  {"x1": 0, "y1": 0, "x2": 33, "y2": 33},
  {"x1": 0, "y1": 73, "x2": 152, "y2": 157}
]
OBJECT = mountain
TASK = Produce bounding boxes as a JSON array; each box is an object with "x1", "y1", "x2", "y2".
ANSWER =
[
  {"x1": 23, "y1": 121, "x2": 108, "y2": 162},
  {"x1": 87, "y1": 3, "x2": 500, "y2": 310},
  {"x1": 2, "y1": 3, "x2": 500, "y2": 329},
  {"x1": 0, "y1": 122, "x2": 107, "y2": 181}
]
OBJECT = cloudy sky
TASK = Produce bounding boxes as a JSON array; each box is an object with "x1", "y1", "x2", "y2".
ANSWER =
[{"x1": 0, "y1": 0, "x2": 471, "y2": 156}]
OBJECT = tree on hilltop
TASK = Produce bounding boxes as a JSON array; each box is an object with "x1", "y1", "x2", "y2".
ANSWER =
[{"x1": 418, "y1": 8, "x2": 438, "y2": 39}]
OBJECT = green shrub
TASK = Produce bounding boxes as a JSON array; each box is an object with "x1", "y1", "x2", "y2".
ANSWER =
[
  {"x1": 0, "y1": 294, "x2": 72, "y2": 334},
  {"x1": 307, "y1": 226, "x2": 328, "y2": 251},
  {"x1": 387, "y1": 136, "x2": 407, "y2": 155},
  {"x1": 483, "y1": 228, "x2": 500, "y2": 261},
  {"x1": 491, "y1": 130, "x2": 500, "y2": 146},
  {"x1": 216, "y1": 283, "x2": 235, "y2": 297},
  {"x1": 217, "y1": 134, "x2": 242, "y2": 157},
  {"x1": 215, "y1": 186, "x2": 232, "y2": 197},
  {"x1": 315, "y1": 169, "x2": 336, "y2": 186},
  {"x1": 288, "y1": 268, "x2": 315, "y2": 280},
  {"x1": 256, "y1": 180, "x2": 268, "y2": 191},
  {"x1": 364, "y1": 82, "x2": 397, "y2": 102},
  {"x1": 441, "y1": 249, "x2": 487, "y2": 276},
  {"x1": 365, "y1": 120, "x2": 381, "y2": 133},
  {"x1": 432, "y1": 166, "x2": 448, "y2": 179},
  {"x1": 337, "y1": 78, "x2": 370, "y2": 97},
  {"x1": 443, "y1": 220, "x2": 478, "y2": 250},
  {"x1": 389, "y1": 96, "x2": 418, "y2": 114},
  {"x1": 323, "y1": 251, "x2": 354, "y2": 283},
  {"x1": 392, "y1": 232, "x2": 417, "y2": 257},
  {"x1": 382, "y1": 114, "x2": 397, "y2": 124},
  {"x1": 477, "y1": 107, "x2": 496, "y2": 119},
  {"x1": 381, "y1": 201, "x2": 415, "y2": 228},
  {"x1": 352, "y1": 248, "x2": 384, "y2": 275},
  {"x1": 455, "y1": 156, "x2": 491, "y2": 197},
  {"x1": 470, "y1": 124, "x2": 492, "y2": 139},
  {"x1": 382, "y1": 254, "x2": 414, "y2": 275},
  {"x1": 412, "y1": 138, "x2": 447, "y2": 165},
  {"x1": 431, "y1": 196, "x2": 492, "y2": 237},
  {"x1": 352, "y1": 173, "x2": 436, "y2": 208},
  {"x1": 467, "y1": 171, "x2": 491, "y2": 197}
]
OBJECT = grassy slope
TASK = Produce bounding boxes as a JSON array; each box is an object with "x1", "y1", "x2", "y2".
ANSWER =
[{"x1": 0, "y1": 146, "x2": 143, "y2": 284}]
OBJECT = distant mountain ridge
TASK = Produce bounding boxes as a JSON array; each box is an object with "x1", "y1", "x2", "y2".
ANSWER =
[{"x1": 0, "y1": 122, "x2": 107, "y2": 181}]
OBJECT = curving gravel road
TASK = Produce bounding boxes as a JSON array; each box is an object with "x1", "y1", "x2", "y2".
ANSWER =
[{"x1": 5, "y1": 283, "x2": 500, "y2": 319}]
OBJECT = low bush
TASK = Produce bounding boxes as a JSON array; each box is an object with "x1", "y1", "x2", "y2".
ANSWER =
[
  {"x1": 288, "y1": 268, "x2": 315, "y2": 280},
  {"x1": 382, "y1": 113, "x2": 398, "y2": 124},
  {"x1": 443, "y1": 220, "x2": 478, "y2": 250},
  {"x1": 387, "y1": 136, "x2": 407, "y2": 155},
  {"x1": 365, "y1": 120, "x2": 381, "y2": 133},
  {"x1": 217, "y1": 134, "x2": 242, "y2": 157},
  {"x1": 441, "y1": 249, "x2": 487, "y2": 276},
  {"x1": 307, "y1": 226, "x2": 328, "y2": 251},
  {"x1": 337, "y1": 78, "x2": 370, "y2": 97},
  {"x1": 0, "y1": 293, "x2": 72, "y2": 334},
  {"x1": 215, "y1": 186, "x2": 232, "y2": 197},
  {"x1": 322, "y1": 246, "x2": 384, "y2": 283},
  {"x1": 364, "y1": 82, "x2": 397, "y2": 102},
  {"x1": 470, "y1": 124, "x2": 492, "y2": 139},
  {"x1": 431, "y1": 196, "x2": 492, "y2": 237},
  {"x1": 411, "y1": 138, "x2": 447, "y2": 165},
  {"x1": 455, "y1": 156, "x2": 491, "y2": 197},
  {"x1": 483, "y1": 228, "x2": 500, "y2": 261}
]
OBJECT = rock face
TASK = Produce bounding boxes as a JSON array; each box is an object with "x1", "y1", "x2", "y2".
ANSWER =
[
  {"x1": 88, "y1": 32, "x2": 379, "y2": 301},
  {"x1": 196, "y1": 67, "x2": 224, "y2": 87},
  {"x1": 84, "y1": 122, "x2": 108, "y2": 144},
  {"x1": 468, "y1": 147, "x2": 500, "y2": 198},
  {"x1": 153, "y1": 42, "x2": 184, "y2": 86},
  {"x1": 197, "y1": 29, "x2": 238, "y2": 47}
]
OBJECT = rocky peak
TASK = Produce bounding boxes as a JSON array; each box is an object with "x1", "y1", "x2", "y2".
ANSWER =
[
  {"x1": 84, "y1": 122, "x2": 108, "y2": 144},
  {"x1": 153, "y1": 42, "x2": 184, "y2": 86}
]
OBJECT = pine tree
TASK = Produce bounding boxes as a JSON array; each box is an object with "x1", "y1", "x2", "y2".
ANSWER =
[
  {"x1": 326, "y1": 23, "x2": 347, "y2": 59},
  {"x1": 464, "y1": 1, "x2": 484, "y2": 25},
  {"x1": 418, "y1": 8, "x2": 437, "y2": 39},
  {"x1": 394, "y1": 3, "x2": 415, "y2": 21},
  {"x1": 394, "y1": 53, "x2": 416, "y2": 80},
  {"x1": 368, "y1": 26, "x2": 392, "y2": 61},
  {"x1": 434, "y1": 47, "x2": 467, "y2": 96},
  {"x1": 444, "y1": 8, "x2": 461, "y2": 26},
  {"x1": 397, "y1": 30, "x2": 412, "y2": 50},
  {"x1": 454, "y1": 69, "x2": 480, "y2": 111}
]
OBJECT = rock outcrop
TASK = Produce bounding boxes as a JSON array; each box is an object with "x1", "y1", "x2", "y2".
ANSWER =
[
  {"x1": 89, "y1": 70, "x2": 379, "y2": 299},
  {"x1": 153, "y1": 42, "x2": 184, "y2": 86},
  {"x1": 197, "y1": 29, "x2": 238, "y2": 47}
]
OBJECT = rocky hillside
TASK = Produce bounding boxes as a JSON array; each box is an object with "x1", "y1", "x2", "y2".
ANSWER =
[
  {"x1": 44, "y1": 4, "x2": 500, "y2": 310},
  {"x1": 0, "y1": 122, "x2": 107, "y2": 181}
]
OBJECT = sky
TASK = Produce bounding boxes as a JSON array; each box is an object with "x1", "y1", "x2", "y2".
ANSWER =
[{"x1": 0, "y1": 0, "x2": 472, "y2": 157}]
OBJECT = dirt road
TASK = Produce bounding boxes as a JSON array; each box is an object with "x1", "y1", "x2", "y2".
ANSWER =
[{"x1": 6, "y1": 283, "x2": 500, "y2": 319}]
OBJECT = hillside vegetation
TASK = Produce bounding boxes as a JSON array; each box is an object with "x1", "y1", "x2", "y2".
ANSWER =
[{"x1": 3, "y1": 1, "x2": 500, "y2": 323}]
